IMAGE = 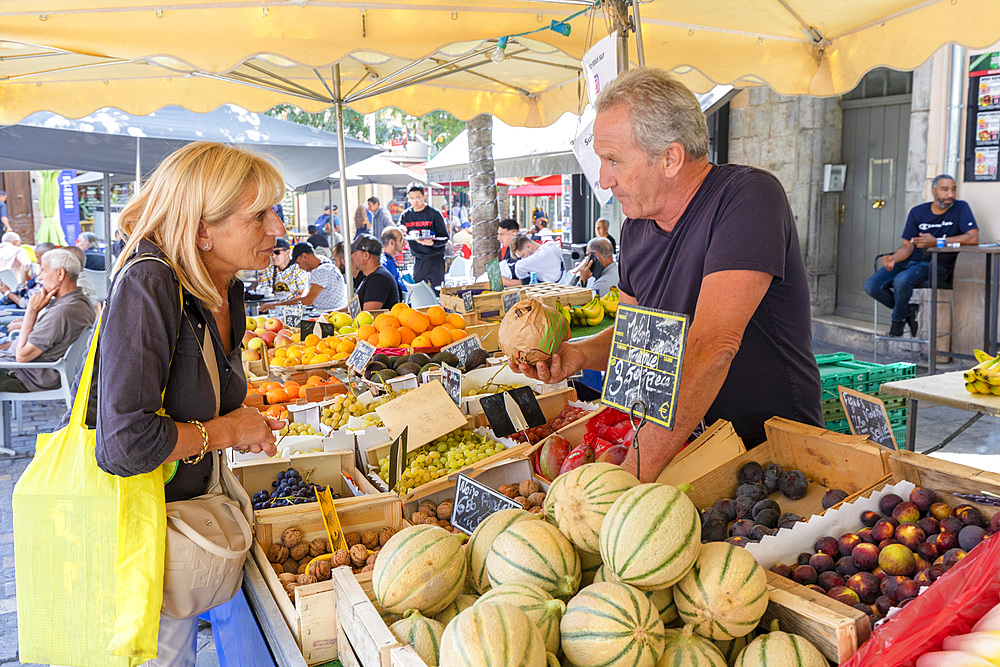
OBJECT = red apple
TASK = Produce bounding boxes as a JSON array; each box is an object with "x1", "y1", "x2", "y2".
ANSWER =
[
  {"x1": 241, "y1": 349, "x2": 261, "y2": 361},
  {"x1": 538, "y1": 435, "x2": 570, "y2": 481},
  {"x1": 273, "y1": 334, "x2": 292, "y2": 348},
  {"x1": 241, "y1": 330, "x2": 257, "y2": 347},
  {"x1": 595, "y1": 444, "x2": 628, "y2": 465},
  {"x1": 257, "y1": 330, "x2": 277, "y2": 346},
  {"x1": 264, "y1": 317, "x2": 284, "y2": 332}
]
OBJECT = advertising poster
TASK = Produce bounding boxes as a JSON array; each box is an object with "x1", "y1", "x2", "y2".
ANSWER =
[{"x1": 965, "y1": 53, "x2": 1000, "y2": 182}]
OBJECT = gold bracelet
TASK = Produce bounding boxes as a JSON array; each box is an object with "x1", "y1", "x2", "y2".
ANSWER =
[{"x1": 182, "y1": 419, "x2": 210, "y2": 464}]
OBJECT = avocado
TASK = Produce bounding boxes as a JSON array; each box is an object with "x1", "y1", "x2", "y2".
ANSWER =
[
  {"x1": 419, "y1": 362, "x2": 441, "y2": 375},
  {"x1": 375, "y1": 369, "x2": 399, "y2": 382},
  {"x1": 433, "y1": 351, "x2": 460, "y2": 367},
  {"x1": 465, "y1": 348, "x2": 489, "y2": 371},
  {"x1": 363, "y1": 360, "x2": 387, "y2": 380},
  {"x1": 390, "y1": 355, "x2": 411, "y2": 369},
  {"x1": 372, "y1": 353, "x2": 391, "y2": 367},
  {"x1": 409, "y1": 352, "x2": 432, "y2": 367},
  {"x1": 396, "y1": 362, "x2": 422, "y2": 377}
]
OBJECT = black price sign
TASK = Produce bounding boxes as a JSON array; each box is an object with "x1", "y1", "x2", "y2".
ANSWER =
[
  {"x1": 479, "y1": 386, "x2": 546, "y2": 438},
  {"x1": 451, "y1": 472, "x2": 522, "y2": 535},
  {"x1": 602, "y1": 303, "x2": 688, "y2": 430},
  {"x1": 441, "y1": 363, "x2": 462, "y2": 406},
  {"x1": 386, "y1": 426, "x2": 408, "y2": 492},
  {"x1": 300, "y1": 319, "x2": 339, "y2": 338},
  {"x1": 347, "y1": 340, "x2": 376, "y2": 371},
  {"x1": 348, "y1": 294, "x2": 361, "y2": 319},
  {"x1": 462, "y1": 291, "x2": 475, "y2": 311},
  {"x1": 486, "y1": 259, "x2": 503, "y2": 292},
  {"x1": 441, "y1": 334, "x2": 483, "y2": 367},
  {"x1": 501, "y1": 290, "x2": 521, "y2": 313},
  {"x1": 839, "y1": 387, "x2": 898, "y2": 451}
]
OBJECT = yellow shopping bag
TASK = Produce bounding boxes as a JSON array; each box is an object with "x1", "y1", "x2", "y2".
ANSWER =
[{"x1": 13, "y1": 315, "x2": 167, "y2": 666}]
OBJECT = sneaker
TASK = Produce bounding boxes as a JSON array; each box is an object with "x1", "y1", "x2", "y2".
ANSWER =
[
  {"x1": 888, "y1": 320, "x2": 905, "y2": 337},
  {"x1": 906, "y1": 303, "x2": 919, "y2": 337}
]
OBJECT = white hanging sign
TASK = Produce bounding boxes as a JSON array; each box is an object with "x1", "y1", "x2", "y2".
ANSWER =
[
  {"x1": 572, "y1": 114, "x2": 614, "y2": 207},
  {"x1": 582, "y1": 31, "x2": 619, "y2": 105}
]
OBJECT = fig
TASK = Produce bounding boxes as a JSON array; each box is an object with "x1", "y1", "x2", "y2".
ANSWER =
[
  {"x1": 763, "y1": 463, "x2": 783, "y2": 493},
  {"x1": 797, "y1": 552, "x2": 814, "y2": 566},
  {"x1": 939, "y1": 516, "x2": 964, "y2": 534},
  {"x1": 878, "y1": 493, "x2": 904, "y2": 516},
  {"x1": 713, "y1": 498, "x2": 737, "y2": 522},
  {"x1": 822, "y1": 488, "x2": 848, "y2": 509},
  {"x1": 878, "y1": 538, "x2": 900, "y2": 550},
  {"x1": 892, "y1": 578, "x2": 920, "y2": 604},
  {"x1": 777, "y1": 512, "x2": 804, "y2": 530},
  {"x1": 538, "y1": 434, "x2": 570, "y2": 480},
  {"x1": 891, "y1": 501, "x2": 921, "y2": 524},
  {"x1": 736, "y1": 483, "x2": 768, "y2": 504},
  {"x1": 595, "y1": 444, "x2": 628, "y2": 465},
  {"x1": 779, "y1": 469, "x2": 808, "y2": 500},
  {"x1": 752, "y1": 499, "x2": 781, "y2": 518},
  {"x1": 860, "y1": 510, "x2": 881, "y2": 528},
  {"x1": 791, "y1": 564, "x2": 818, "y2": 585},
  {"x1": 928, "y1": 564, "x2": 946, "y2": 581},
  {"x1": 817, "y1": 570, "x2": 846, "y2": 591},
  {"x1": 878, "y1": 543, "x2": 917, "y2": 577},
  {"x1": 990, "y1": 511, "x2": 1000, "y2": 535},
  {"x1": 933, "y1": 531, "x2": 958, "y2": 553},
  {"x1": 858, "y1": 527, "x2": 875, "y2": 544},
  {"x1": 838, "y1": 533, "x2": 862, "y2": 557},
  {"x1": 726, "y1": 536, "x2": 749, "y2": 547},
  {"x1": 835, "y1": 556, "x2": 861, "y2": 577},
  {"x1": 770, "y1": 563, "x2": 793, "y2": 578},
  {"x1": 875, "y1": 595, "x2": 893, "y2": 615},
  {"x1": 914, "y1": 568, "x2": 934, "y2": 586},
  {"x1": 754, "y1": 509, "x2": 780, "y2": 529},
  {"x1": 871, "y1": 520, "x2": 895, "y2": 542},
  {"x1": 916, "y1": 541, "x2": 939, "y2": 562},
  {"x1": 909, "y1": 487, "x2": 938, "y2": 513},
  {"x1": 814, "y1": 536, "x2": 839, "y2": 558},
  {"x1": 806, "y1": 584, "x2": 827, "y2": 595},
  {"x1": 956, "y1": 504, "x2": 987, "y2": 528},
  {"x1": 851, "y1": 543, "x2": 880, "y2": 571},
  {"x1": 918, "y1": 516, "x2": 940, "y2": 536},
  {"x1": 880, "y1": 575, "x2": 907, "y2": 598},
  {"x1": 736, "y1": 461, "x2": 763, "y2": 484},
  {"x1": 702, "y1": 519, "x2": 728, "y2": 543},
  {"x1": 729, "y1": 519, "x2": 755, "y2": 538},
  {"x1": 827, "y1": 585, "x2": 860, "y2": 606},
  {"x1": 734, "y1": 495, "x2": 756, "y2": 520},
  {"x1": 943, "y1": 548, "x2": 967, "y2": 567},
  {"x1": 852, "y1": 603, "x2": 879, "y2": 623},
  {"x1": 914, "y1": 554, "x2": 932, "y2": 572},
  {"x1": 809, "y1": 553, "x2": 835, "y2": 573},
  {"x1": 929, "y1": 502, "x2": 954, "y2": 520},
  {"x1": 748, "y1": 525, "x2": 775, "y2": 541},
  {"x1": 894, "y1": 523, "x2": 926, "y2": 550},
  {"x1": 701, "y1": 507, "x2": 726, "y2": 525},
  {"x1": 558, "y1": 443, "x2": 594, "y2": 475},
  {"x1": 846, "y1": 572, "x2": 880, "y2": 604}
]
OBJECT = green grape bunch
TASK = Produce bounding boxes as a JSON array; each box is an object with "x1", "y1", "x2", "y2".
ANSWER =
[
  {"x1": 377, "y1": 427, "x2": 505, "y2": 494},
  {"x1": 277, "y1": 422, "x2": 318, "y2": 436}
]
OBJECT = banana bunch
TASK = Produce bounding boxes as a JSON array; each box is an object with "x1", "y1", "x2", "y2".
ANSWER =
[
  {"x1": 570, "y1": 296, "x2": 606, "y2": 326},
  {"x1": 963, "y1": 349, "x2": 1000, "y2": 395},
  {"x1": 555, "y1": 299, "x2": 571, "y2": 325},
  {"x1": 600, "y1": 287, "x2": 619, "y2": 317}
]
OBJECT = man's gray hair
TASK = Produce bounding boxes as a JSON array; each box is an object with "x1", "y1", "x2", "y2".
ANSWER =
[
  {"x1": 43, "y1": 248, "x2": 81, "y2": 281},
  {"x1": 587, "y1": 237, "x2": 614, "y2": 259},
  {"x1": 595, "y1": 67, "x2": 709, "y2": 163},
  {"x1": 932, "y1": 174, "x2": 956, "y2": 189},
  {"x1": 1, "y1": 232, "x2": 20, "y2": 244},
  {"x1": 78, "y1": 231, "x2": 100, "y2": 246}
]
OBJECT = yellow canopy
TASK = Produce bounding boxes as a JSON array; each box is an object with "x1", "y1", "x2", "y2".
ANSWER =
[{"x1": 1, "y1": 1, "x2": 999, "y2": 125}]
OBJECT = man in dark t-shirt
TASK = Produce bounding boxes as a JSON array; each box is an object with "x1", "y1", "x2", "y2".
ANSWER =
[
  {"x1": 398, "y1": 183, "x2": 448, "y2": 289},
  {"x1": 510, "y1": 68, "x2": 822, "y2": 481},
  {"x1": 351, "y1": 235, "x2": 400, "y2": 311},
  {"x1": 864, "y1": 175, "x2": 978, "y2": 337},
  {"x1": 307, "y1": 225, "x2": 330, "y2": 249}
]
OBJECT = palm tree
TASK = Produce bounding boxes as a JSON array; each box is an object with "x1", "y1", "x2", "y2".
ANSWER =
[{"x1": 467, "y1": 113, "x2": 501, "y2": 276}]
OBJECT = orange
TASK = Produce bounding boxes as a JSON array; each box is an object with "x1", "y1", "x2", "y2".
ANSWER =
[
  {"x1": 367, "y1": 332, "x2": 381, "y2": 346},
  {"x1": 358, "y1": 323, "x2": 377, "y2": 341},
  {"x1": 264, "y1": 405, "x2": 284, "y2": 419},
  {"x1": 373, "y1": 313, "x2": 400, "y2": 332},
  {"x1": 311, "y1": 353, "x2": 332, "y2": 364},
  {"x1": 441, "y1": 322, "x2": 455, "y2": 331},
  {"x1": 426, "y1": 305, "x2": 447, "y2": 326},
  {"x1": 266, "y1": 388, "x2": 288, "y2": 404},
  {"x1": 282, "y1": 381, "x2": 300, "y2": 393},
  {"x1": 430, "y1": 325, "x2": 452, "y2": 347},
  {"x1": 397, "y1": 326, "x2": 416, "y2": 345},
  {"x1": 264, "y1": 381, "x2": 283, "y2": 392},
  {"x1": 390, "y1": 302, "x2": 409, "y2": 317},
  {"x1": 378, "y1": 328, "x2": 402, "y2": 348},
  {"x1": 400, "y1": 309, "x2": 430, "y2": 334},
  {"x1": 316, "y1": 341, "x2": 330, "y2": 352},
  {"x1": 303, "y1": 333, "x2": 321, "y2": 347},
  {"x1": 298, "y1": 385, "x2": 309, "y2": 400},
  {"x1": 336, "y1": 339, "x2": 355, "y2": 354},
  {"x1": 446, "y1": 313, "x2": 467, "y2": 330},
  {"x1": 451, "y1": 329, "x2": 468, "y2": 343},
  {"x1": 332, "y1": 351, "x2": 350, "y2": 360},
  {"x1": 411, "y1": 334, "x2": 432, "y2": 348},
  {"x1": 305, "y1": 375, "x2": 324, "y2": 387}
]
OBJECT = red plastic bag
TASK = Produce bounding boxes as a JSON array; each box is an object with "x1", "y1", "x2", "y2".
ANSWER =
[{"x1": 842, "y1": 533, "x2": 1000, "y2": 667}]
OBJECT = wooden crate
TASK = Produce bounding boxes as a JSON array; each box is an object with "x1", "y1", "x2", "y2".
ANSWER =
[
  {"x1": 521, "y1": 282, "x2": 595, "y2": 309},
  {"x1": 232, "y1": 449, "x2": 362, "y2": 501},
  {"x1": 253, "y1": 494, "x2": 404, "y2": 665}
]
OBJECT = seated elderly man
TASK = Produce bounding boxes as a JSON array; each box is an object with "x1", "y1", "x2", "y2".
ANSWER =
[
  {"x1": 574, "y1": 237, "x2": 620, "y2": 297},
  {"x1": 0, "y1": 242, "x2": 55, "y2": 315},
  {"x1": 510, "y1": 233, "x2": 565, "y2": 283},
  {"x1": 65, "y1": 246, "x2": 100, "y2": 304},
  {"x1": 0, "y1": 232, "x2": 32, "y2": 285},
  {"x1": 0, "y1": 249, "x2": 95, "y2": 392},
  {"x1": 75, "y1": 231, "x2": 106, "y2": 270}
]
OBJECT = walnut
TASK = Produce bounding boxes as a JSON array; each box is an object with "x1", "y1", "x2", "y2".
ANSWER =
[
  {"x1": 519, "y1": 479, "x2": 539, "y2": 497},
  {"x1": 333, "y1": 548, "x2": 351, "y2": 568},
  {"x1": 308, "y1": 559, "x2": 332, "y2": 581},
  {"x1": 271, "y1": 562, "x2": 284, "y2": 575},
  {"x1": 344, "y1": 532, "x2": 361, "y2": 547},
  {"x1": 361, "y1": 563, "x2": 374, "y2": 572},
  {"x1": 419, "y1": 502, "x2": 437, "y2": 516},
  {"x1": 498, "y1": 484, "x2": 519, "y2": 499},
  {"x1": 439, "y1": 521, "x2": 452, "y2": 532},
  {"x1": 297, "y1": 562, "x2": 309, "y2": 575},
  {"x1": 309, "y1": 538, "x2": 329, "y2": 558},
  {"x1": 378, "y1": 528, "x2": 396, "y2": 546},
  {"x1": 281, "y1": 558, "x2": 298, "y2": 574},
  {"x1": 289, "y1": 543, "x2": 310, "y2": 561},
  {"x1": 297, "y1": 573, "x2": 318, "y2": 586},
  {"x1": 362, "y1": 530, "x2": 379, "y2": 550},
  {"x1": 411, "y1": 511, "x2": 428, "y2": 525},
  {"x1": 423, "y1": 517, "x2": 440, "y2": 526},
  {"x1": 527, "y1": 492, "x2": 546, "y2": 508},
  {"x1": 267, "y1": 544, "x2": 289, "y2": 563},
  {"x1": 281, "y1": 528, "x2": 303, "y2": 548},
  {"x1": 528, "y1": 505, "x2": 543, "y2": 514},
  {"x1": 350, "y1": 544, "x2": 369, "y2": 568},
  {"x1": 513, "y1": 496, "x2": 530, "y2": 510},
  {"x1": 283, "y1": 581, "x2": 298, "y2": 597},
  {"x1": 278, "y1": 572, "x2": 297, "y2": 585},
  {"x1": 366, "y1": 552, "x2": 378, "y2": 566},
  {"x1": 436, "y1": 501, "x2": 453, "y2": 520}
]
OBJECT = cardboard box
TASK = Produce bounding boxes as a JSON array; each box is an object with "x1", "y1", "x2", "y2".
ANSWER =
[{"x1": 231, "y1": 450, "x2": 381, "y2": 501}]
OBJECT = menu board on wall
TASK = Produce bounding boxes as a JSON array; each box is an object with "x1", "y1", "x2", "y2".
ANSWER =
[{"x1": 965, "y1": 52, "x2": 1000, "y2": 182}]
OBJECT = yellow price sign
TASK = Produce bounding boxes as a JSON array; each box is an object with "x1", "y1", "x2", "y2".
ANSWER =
[{"x1": 315, "y1": 486, "x2": 349, "y2": 551}]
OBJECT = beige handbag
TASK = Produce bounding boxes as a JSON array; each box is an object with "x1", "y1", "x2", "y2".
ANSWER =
[{"x1": 161, "y1": 322, "x2": 254, "y2": 620}]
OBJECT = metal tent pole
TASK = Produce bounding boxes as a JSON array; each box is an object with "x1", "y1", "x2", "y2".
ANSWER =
[
  {"x1": 102, "y1": 172, "x2": 113, "y2": 281},
  {"x1": 333, "y1": 64, "x2": 354, "y2": 298}
]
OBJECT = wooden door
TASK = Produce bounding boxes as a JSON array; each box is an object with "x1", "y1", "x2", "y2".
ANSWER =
[{"x1": 0, "y1": 172, "x2": 36, "y2": 244}]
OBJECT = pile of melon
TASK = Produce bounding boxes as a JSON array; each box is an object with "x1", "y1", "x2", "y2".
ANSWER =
[{"x1": 368, "y1": 462, "x2": 826, "y2": 666}]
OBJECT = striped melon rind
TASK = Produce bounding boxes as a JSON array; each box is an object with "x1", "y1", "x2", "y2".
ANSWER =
[
  {"x1": 600, "y1": 483, "x2": 701, "y2": 590},
  {"x1": 561, "y1": 581, "x2": 666, "y2": 667},
  {"x1": 389, "y1": 610, "x2": 445, "y2": 667},
  {"x1": 477, "y1": 583, "x2": 566, "y2": 654},
  {"x1": 486, "y1": 519, "x2": 581, "y2": 599},
  {"x1": 734, "y1": 627, "x2": 827, "y2": 667},
  {"x1": 433, "y1": 594, "x2": 478, "y2": 628},
  {"x1": 440, "y1": 601, "x2": 549, "y2": 667},
  {"x1": 714, "y1": 634, "x2": 751, "y2": 666},
  {"x1": 373, "y1": 525, "x2": 468, "y2": 615},
  {"x1": 594, "y1": 564, "x2": 678, "y2": 626},
  {"x1": 467, "y1": 509, "x2": 539, "y2": 595},
  {"x1": 659, "y1": 625, "x2": 728, "y2": 667},
  {"x1": 675, "y1": 542, "x2": 768, "y2": 641},
  {"x1": 549, "y1": 463, "x2": 639, "y2": 554}
]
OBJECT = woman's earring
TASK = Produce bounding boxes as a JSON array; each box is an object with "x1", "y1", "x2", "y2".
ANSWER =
[{"x1": 202, "y1": 244, "x2": 211, "y2": 251}]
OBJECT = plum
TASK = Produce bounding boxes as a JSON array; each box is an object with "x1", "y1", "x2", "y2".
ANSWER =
[
  {"x1": 712, "y1": 498, "x2": 737, "y2": 521},
  {"x1": 779, "y1": 469, "x2": 809, "y2": 500},
  {"x1": 871, "y1": 520, "x2": 895, "y2": 542},
  {"x1": 878, "y1": 493, "x2": 904, "y2": 516},
  {"x1": 895, "y1": 523, "x2": 926, "y2": 550},
  {"x1": 763, "y1": 463, "x2": 783, "y2": 493},
  {"x1": 754, "y1": 509, "x2": 780, "y2": 529},
  {"x1": 748, "y1": 525, "x2": 775, "y2": 541},
  {"x1": 595, "y1": 444, "x2": 628, "y2": 465},
  {"x1": 558, "y1": 443, "x2": 594, "y2": 475},
  {"x1": 827, "y1": 585, "x2": 860, "y2": 606},
  {"x1": 814, "y1": 536, "x2": 839, "y2": 558},
  {"x1": 891, "y1": 501, "x2": 921, "y2": 524},
  {"x1": 851, "y1": 543, "x2": 880, "y2": 571},
  {"x1": 736, "y1": 483, "x2": 768, "y2": 504},
  {"x1": 702, "y1": 519, "x2": 728, "y2": 542},
  {"x1": 860, "y1": 510, "x2": 881, "y2": 528},
  {"x1": 538, "y1": 434, "x2": 570, "y2": 480},
  {"x1": 955, "y1": 504, "x2": 987, "y2": 528},
  {"x1": 770, "y1": 563, "x2": 793, "y2": 578},
  {"x1": 822, "y1": 488, "x2": 849, "y2": 509},
  {"x1": 729, "y1": 519, "x2": 755, "y2": 538},
  {"x1": 792, "y1": 565, "x2": 818, "y2": 585},
  {"x1": 809, "y1": 553, "x2": 835, "y2": 573},
  {"x1": 878, "y1": 544, "x2": 917, "y2": 577},
  {"x1": 918, "y1": 516, "x2": 940, "y2": 536},
  {"x1": 752, "y1": 499, "x2": 781, "y2": 518},
  {"x1": 818, "y1": 570, "x2": 846, "y2": 591},
  {"x1": 846, "y1": 572, "x2": 880, "y2": 604},
  {"x1": 839, "y1": 533, "x2": 863, "y2": 557},
  {"x1": 736, "y1": 461, "x2": 763, "y2": 484},
  {"x1": 909, "y1": 487, "x2": 938, "y2": 513},
  {"x1": 929, "y1": 502, "x2": 954, "y2": 520}
]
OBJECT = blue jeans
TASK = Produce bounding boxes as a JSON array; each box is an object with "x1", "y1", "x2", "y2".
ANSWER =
[{"x1": 864, "y1": 259, "x2": 946, "y2": 322}]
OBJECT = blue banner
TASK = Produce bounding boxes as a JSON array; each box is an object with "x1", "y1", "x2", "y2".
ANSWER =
[{"x1": 58, "y1": 170, "x2": 81, "y2": 244}]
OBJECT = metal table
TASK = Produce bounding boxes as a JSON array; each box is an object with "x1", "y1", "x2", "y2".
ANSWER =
[
  {"x1": 927, "y1": 245, "x2": 1000, "y2": 374},
  {"x1": 880, "y1": 370, "x2": 1000, "y2": 454}
]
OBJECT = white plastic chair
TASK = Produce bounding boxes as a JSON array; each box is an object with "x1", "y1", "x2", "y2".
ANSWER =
[
  {"x1": 447, "y1": 257, "x2": 471, "y2": 279},
  {"x1": 0, "y1": 270, "x2": 17, "y2": 290},
  {"x1": 82, "y1": 268, "x2": 108, "y2": 302},
  {"x1": 406, "y1": 281, "x2": 439, "y2": 309}
]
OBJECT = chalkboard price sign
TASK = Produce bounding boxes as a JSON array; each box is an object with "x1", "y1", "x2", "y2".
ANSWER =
[
  {"x1": 501, "y1": 290, "x2": 521, "y2": 313},
  {"x1": 463, "y1": 291, "x2": 475, "y2": 312},
  {"x1": 486, "y1": 259, "x2": 503, "y2": 292},
  {"x1": 479, "y1": 386, "x2": 547, "y2": 438},
  {"x1": 386, "y1": 426, "x2": 408, "y2": 492},
  {"x1": 441, "y1": 334, "x2": 483, "y2": 367},
  {"x1": 348, "y1": 294, "x2": 361, "y2": 319},
  {"x1": 601, "y1": 303, "x2": 688, "y2": 430},
  {"x1": 300, "y1": 319, "x2": 339, "y2": 338},
  {"x1": 346, "y1": 340, "x2": 377, "y2": 371},
  {"x1": 441, "y1": 363, "x2": 462, "y2": 406},
  {"x1": 838, "y1": 386, "x2": 898, "y2": 450},
  {"x1": 451, "y1": 473, "x2": 522, "y2": 535}
]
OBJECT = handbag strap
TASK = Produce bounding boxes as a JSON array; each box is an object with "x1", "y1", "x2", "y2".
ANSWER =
[{"x1": 165, "y1": 502, "x2": 252, "y2": 559}]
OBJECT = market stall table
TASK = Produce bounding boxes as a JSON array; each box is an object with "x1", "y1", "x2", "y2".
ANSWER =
[
  {"x1": 880, "y1": 370, "x2": 1000, "y2": 454},
  {"x1": 246, "y1": 296, "x2": 284, "y2": 317}
]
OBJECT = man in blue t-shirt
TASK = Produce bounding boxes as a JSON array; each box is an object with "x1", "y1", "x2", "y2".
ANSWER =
[
  {"x1": 864, "y1": 174, "x2": 978, "y2": 337},
  {"x1": 380, "y1": 226, "x2": 407, "y2": 298}
]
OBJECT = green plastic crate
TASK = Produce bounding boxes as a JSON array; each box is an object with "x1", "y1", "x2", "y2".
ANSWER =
[
  {"x1": 815, "y1": 352, "x2": 856, "y2": 366},
  {"x1": 892, "y1": 425, "x2": 907, "y2": 447}
]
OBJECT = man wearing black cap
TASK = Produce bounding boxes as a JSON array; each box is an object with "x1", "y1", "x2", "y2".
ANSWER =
[
  {"x1": 258, "y1": 238, "x2": 307, "y2": 297},
  {"x1": 261, "y1": 242, "x2": 346, "y2": 312},
  {"x1": 352, "y1": 235, "x2": 400, "y2": 311}
]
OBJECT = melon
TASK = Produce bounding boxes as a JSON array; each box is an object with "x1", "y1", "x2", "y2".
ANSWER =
[
  {"x1": 561, "y1": 581, "x2": 666, "y2": 667},
  {"x1": 373, "y1": 525, "x2": 467, "y2": 615},
  {"x1": 389, "y1": 610, "x2": 445, "y2": 666},
  {"x1": 477, "y1": 583, "x2": 566, "y2": 654},
  {"x1": 434, "y1": 594, "x2": 478, "y2": 627},
  {"x1": 600, "y1": 483, "x2": 701, "y2": 590},
  {"x1": 594, "y1": 564, "x2": 678, "y2": 626},
  {"x1": 734, "y1": 621, "x2": 826, "y2": 667},
  {"x1": 715, "y1": 634, "x2": 751, "y2": 666},
  {"x1": 440, "y1": 601, "x2": 548, "y2": 666},
  {"x1": 466, "y1": 508, "x2": 539, "y2": 594},
  {"x1": 578, "y1": 548, "x2": 603, "y2": 587},
  {"x1": 548, "y1": 462, "x2": 639, "y2": 553},
  {"x1": 486, "y1": 519, "x2": 581, "y2": 599},
  {"x1": 659, "y1": 625, "x2": 728, "y2": 666},
  {"x1": 674, "y1": 542, "x2": 768, "y2": 641}
]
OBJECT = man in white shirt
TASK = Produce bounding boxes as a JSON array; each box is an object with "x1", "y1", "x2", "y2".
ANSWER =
[
  {"x1": 262, "y1": 243, "x2": 347, "y2": 312},
  {"x1": 510, "y1": 234, "x2": 565, "y2": 283},
  {"x1": 0, "y1": 232, "x2": 32, "y2": 285},
  {"x1": 575, "y1": 237, "x2": 619, "y2": 296}
]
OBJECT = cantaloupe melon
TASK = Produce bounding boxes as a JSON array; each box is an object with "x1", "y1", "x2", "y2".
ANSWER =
[
  {"x1": 561, "y1": 581, "x2": 666, "y2": 667},
  {"x1": 578, "y1": 548, "x2": 603, "y2": 587},
  {"x1": 674, "y1": 542, "x2": 768, "y2": 641},
  {"x1": 477, "y1": 583, "x2": 566, "y2": 654},
  {"x1": 389, "y1": 610, "x2": 445, "y2": 666},
  {"x1": 600, "y1": 483, "x2": 701, "y2": 590},
  {"x1": 373, "y1": 525, "x2": 467, "y2": 615},
  {"x1": 658, "y1": 625, "x2": 728, "y2": 667},
  {"x1": 440, "y1": 601, "x2": 548, "y2": 666},
  {"x1": 594, "y1": 564, "x2": 678, "y2": 626},
  {"x1": 466, "y1": 508, "x2": 539, "y2": 594},
  {"x1": 734, "y1": 621, "x2": 826, "y2": 667},
  {"x1": 434, "y1": 594, "x2": 477, "y2": 627},
  {"x1": 715, "y1": 634, "x2": 751, "y2": 666},
  {"x1": 486, "y1": 519, "x2": 581, "y2": 599},
  {"x1": 548, "y1": 462, "x2": 639, "y2": 553}
]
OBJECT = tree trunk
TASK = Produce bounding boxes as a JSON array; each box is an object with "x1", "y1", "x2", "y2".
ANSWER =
[{"x1": 468, "y1": 114, "x2": 500, "y2": 276}]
